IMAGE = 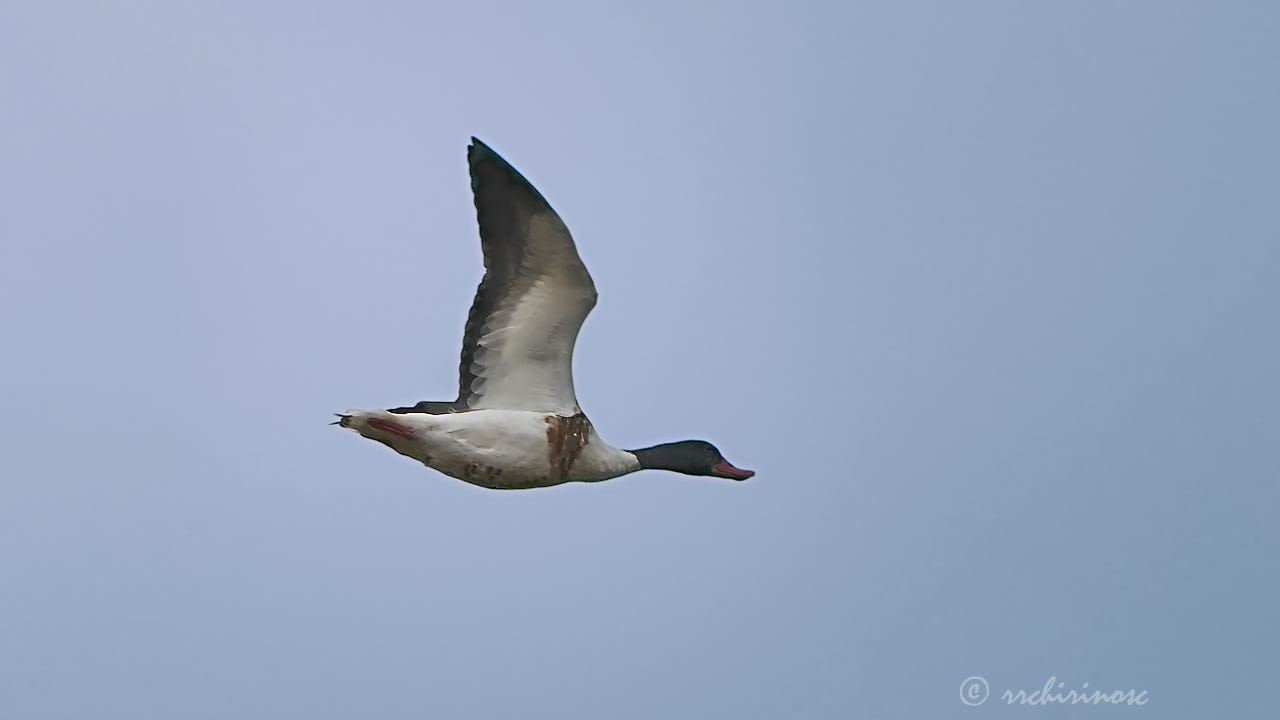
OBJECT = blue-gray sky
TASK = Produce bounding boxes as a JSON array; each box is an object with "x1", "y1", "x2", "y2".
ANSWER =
[{"x1": 3, "y1": 2, "x2": 1277, "y2": 718}]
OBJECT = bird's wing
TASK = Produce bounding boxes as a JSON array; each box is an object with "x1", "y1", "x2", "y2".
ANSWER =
[{"x1": 453, "y1": 138, "x2": 597, "y2": 414}]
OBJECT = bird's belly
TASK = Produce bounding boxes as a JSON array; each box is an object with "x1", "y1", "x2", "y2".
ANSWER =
[
  {"x1": 354, "y1": 409, "x2": 632, "y2": 489},
  {"x1": 426, "y1": 443, "x2": 553, "y2": 489},
  {"x1": 417, "y1": 411, "x2": 567, "y2": 490}
]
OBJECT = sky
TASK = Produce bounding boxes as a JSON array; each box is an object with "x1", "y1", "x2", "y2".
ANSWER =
[{"x1": 2, "y1": 1, "x2": 1278, "y2": 718}]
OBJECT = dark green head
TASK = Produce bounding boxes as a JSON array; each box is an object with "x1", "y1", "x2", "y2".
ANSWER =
[{"x1": 630, "y1": 440, "x2": 754, "y2": 480}]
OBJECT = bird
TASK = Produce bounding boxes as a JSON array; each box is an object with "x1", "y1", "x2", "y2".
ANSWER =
[{"x1": 335, "y1": 138, "x2": 753, "y2": 490}]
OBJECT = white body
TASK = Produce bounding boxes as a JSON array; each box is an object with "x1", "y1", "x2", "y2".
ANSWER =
[{"x1": 341, "y1": 409, "x2": 640, "y2": 490}]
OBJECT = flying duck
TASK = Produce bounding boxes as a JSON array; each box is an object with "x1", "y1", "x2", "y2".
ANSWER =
[{"x1": 336, "y1": 138, "x2": 753, "y2": 489}]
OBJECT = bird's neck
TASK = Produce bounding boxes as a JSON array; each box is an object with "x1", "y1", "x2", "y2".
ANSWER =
[{"x1": 629, "y1": 444, "x2": 681, "y2": 473}]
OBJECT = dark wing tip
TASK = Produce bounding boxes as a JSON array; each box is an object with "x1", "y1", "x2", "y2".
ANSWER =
[
  {"x1": 466, "y1": 137, "x2": 555, "y2": 209},
  {"x1": 468, "y1": 137, "x2": 508, "y2": 172},
  {"x1": 468, "y1": 137, "x2": 511, "y2": 172}
]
